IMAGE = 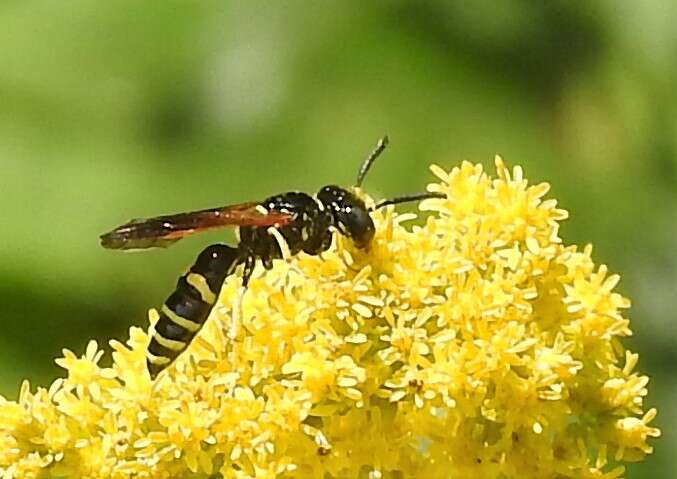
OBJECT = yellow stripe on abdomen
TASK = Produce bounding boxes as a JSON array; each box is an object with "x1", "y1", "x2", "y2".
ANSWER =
[
  {"x1": 185, "y1": 272, "x2": 217, "y2": 303},
  {"x1": 161, "y1": 304, "x2": 201, "y2": 333},
  {"x1": 146, "y1": 351, "x2": 171, "y2": 365},
  {"x1": 152, "y1": 332, "x2": 186, "y2": 352}
]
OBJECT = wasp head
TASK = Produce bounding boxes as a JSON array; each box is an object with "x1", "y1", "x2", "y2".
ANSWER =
[{"x1": 317, "y1": 185, "x2": 375, "y2": 249}]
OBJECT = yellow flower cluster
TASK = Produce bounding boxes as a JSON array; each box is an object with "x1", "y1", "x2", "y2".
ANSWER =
[{"x1": 0, "y1": 158, "x2": 660, "y2": 478}]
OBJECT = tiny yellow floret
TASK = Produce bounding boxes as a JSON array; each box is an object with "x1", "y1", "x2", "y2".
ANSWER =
[{"x1": 0, "y1": 157, "x2": 660, "y2": 478}]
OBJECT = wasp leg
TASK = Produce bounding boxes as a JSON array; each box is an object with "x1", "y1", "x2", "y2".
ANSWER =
[
  {"x1": 229, "y1": 254, "x2": 255, "y2": 340},
  {"x1": 267, "y1": 226, "x2": 292, "y2": 261}
]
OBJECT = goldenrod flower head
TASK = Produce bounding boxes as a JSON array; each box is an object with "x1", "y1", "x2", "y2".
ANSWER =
[{"x1": 0, "y1": 158, "x2": 660, "y2": 478}]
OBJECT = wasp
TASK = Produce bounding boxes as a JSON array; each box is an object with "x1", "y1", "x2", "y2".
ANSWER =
[{"x1": 101, "y1": 137, "x2": 444, "y2": 379}]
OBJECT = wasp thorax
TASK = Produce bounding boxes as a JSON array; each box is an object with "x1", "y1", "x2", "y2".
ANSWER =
[{"x1": 317, "y1": 185, "x2": 375, "y2": 249}]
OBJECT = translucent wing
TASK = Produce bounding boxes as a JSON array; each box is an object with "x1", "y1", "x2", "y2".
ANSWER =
[{"x1": 100, "y1": 202, "x2": 292, "y2": 250}]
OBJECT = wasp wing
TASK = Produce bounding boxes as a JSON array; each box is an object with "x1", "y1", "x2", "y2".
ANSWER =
[{"x1": 100, "y1": 202, "x2": 292, "y2": 250}]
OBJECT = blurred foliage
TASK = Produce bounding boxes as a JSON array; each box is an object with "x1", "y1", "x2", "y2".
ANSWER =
[{"x1": 0, "y1": 1, "x2": 674, "y2": 477}]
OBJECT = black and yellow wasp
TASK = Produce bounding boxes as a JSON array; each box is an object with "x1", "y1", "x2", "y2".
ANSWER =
[{"x1": 101, "y1": 137, "x2": 443, "y2": 379}]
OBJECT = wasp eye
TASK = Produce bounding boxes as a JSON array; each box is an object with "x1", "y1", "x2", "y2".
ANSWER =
[{"x1": 345, "y1": 207, "x2": 374, "y2": 248}]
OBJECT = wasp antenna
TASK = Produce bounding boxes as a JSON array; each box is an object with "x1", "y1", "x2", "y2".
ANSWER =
[
  {"x1": 371, "y1": 192, "x2": 446, "y2": 211},
  {"x1": 356, "y1": 135, "x2": 389, "y2": 188}
]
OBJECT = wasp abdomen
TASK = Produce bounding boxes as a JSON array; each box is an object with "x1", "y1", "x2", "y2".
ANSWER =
[{"x1": 146, "y1": 244, "x2": 240, "y2": 379}]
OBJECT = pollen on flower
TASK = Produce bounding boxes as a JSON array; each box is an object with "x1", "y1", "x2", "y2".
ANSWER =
[{"x1": 0, "y1": 157, "x2": 660, "y2": 478}]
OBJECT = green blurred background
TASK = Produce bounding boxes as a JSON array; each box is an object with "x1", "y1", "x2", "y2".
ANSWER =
[{"x1": 1, "y1": 1, "x2": 674, "y2": 476}]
